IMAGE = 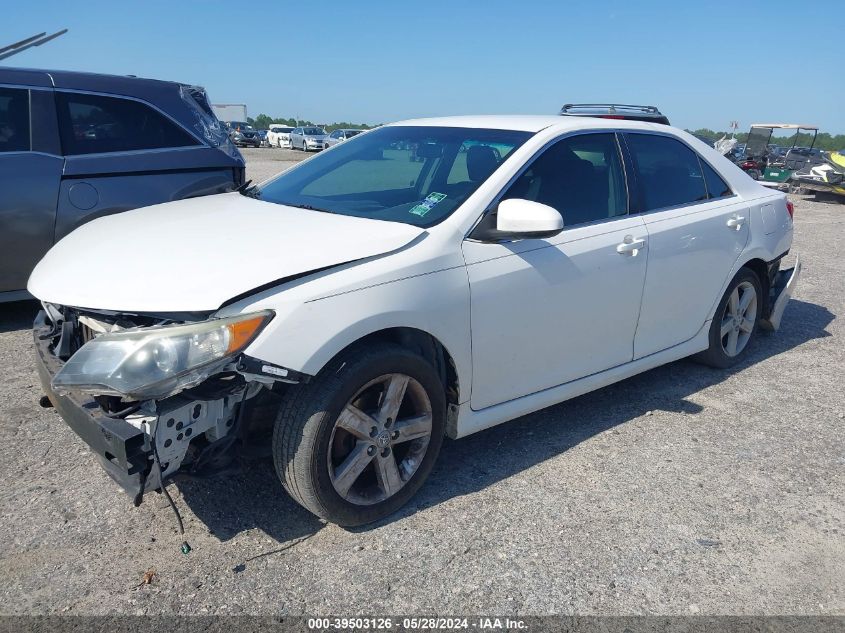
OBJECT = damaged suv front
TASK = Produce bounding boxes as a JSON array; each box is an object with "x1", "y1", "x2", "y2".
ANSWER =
[{"x1": 34, "y1": 303, "x2": 295, "y2": 504}]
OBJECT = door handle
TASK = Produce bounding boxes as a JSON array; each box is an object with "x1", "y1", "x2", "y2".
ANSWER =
[
  {"x1": 727, "y1": 215, "x2": 746, "y2": 230},
  {"x1": 616, "y1": 237, "x2": 646, "y2": 255}
]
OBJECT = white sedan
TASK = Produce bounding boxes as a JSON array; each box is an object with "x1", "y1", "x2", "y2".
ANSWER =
[
  {"x1": 266, "y1": 124, "x2": 294, "y2": 148},
  {"x1": 29, "y1": 115, "x2": 799, "y2": 527}
]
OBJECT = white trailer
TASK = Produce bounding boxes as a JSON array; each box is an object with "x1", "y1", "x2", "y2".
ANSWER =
[{"x1": 211, "y1": 103, "x2": 248, "y2": 122}]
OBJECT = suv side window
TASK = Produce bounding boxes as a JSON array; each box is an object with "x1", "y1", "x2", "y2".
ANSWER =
[
  {"x1": 626, "y1": 133, "x2": 707, "y2": 211},
  {"x1": 700, "y1": 159, "x2": 733, "y2": 198},
  {"x1": 0, "y1": 87, "x2": 31, "y2": 153},
  {"x1": 56, "y1": 92, "x2": 199, "y2": 155},
  {"x1": 502, "y1": 132, "x2": 627, "y2": 226}
]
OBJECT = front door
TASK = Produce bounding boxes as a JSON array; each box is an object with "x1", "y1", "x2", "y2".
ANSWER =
[{"x1": 463, "y1": 132, "x2": 648, "y2": 410}]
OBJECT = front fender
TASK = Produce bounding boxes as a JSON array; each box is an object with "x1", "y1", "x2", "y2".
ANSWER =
[{"x1": 241, "y1": 266, "x2": 473, "y2": 404}]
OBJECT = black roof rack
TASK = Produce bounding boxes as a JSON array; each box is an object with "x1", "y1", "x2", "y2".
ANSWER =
[
  {"x1": 559, "y1": 103, "x2": 670, "y2": 125},
  {"x1": 560, "y1": 103, "x2": 662, "y2": 114}
]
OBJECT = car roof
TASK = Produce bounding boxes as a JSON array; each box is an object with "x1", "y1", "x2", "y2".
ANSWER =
[
  {"x1": 0, "y1": 66, "x2": 189, "y2": 90},
  {"x1": 388, "y1": 114, "x2": 669, "y2": 133}
]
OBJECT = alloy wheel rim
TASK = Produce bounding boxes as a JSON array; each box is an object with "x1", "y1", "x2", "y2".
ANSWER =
[
  {"x1": 720, "y1": 281, "x2": 757, "y2": 357},
  {"x1": 327, "y1": 373, "x2": 432, "y2": 506}
]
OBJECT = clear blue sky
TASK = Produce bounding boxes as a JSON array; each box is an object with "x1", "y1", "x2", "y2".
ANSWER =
[{"x1": 7, "y1": 0, "x2": 844, "y2": 134}]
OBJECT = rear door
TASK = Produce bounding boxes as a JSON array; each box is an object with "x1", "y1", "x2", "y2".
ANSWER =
[
  {"x1": 624, "y1": 132, "x2": 749, "y2": 358},
  {"x1": 0, "y1": 86, "x2": 63, "y2": 295},
  {"x1": 53, "y1": 91, "x2": 237, "y2": 240}
]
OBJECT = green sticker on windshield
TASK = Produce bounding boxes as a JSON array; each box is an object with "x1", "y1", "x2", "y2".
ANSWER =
[{"x1": 410, "y1": 192, "x2": 447, "y2": 217}]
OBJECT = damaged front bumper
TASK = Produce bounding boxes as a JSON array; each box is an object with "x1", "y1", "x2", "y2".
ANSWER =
[
  {"x1": 34, "y1": 310, "x2": 306, "y2": 504},
  {"x1": 35, "y1": 312, "x2": 151, "y2": 499}
]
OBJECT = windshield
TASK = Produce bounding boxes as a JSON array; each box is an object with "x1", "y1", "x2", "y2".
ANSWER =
[
  {"x1": 273, "y1": 127, "x2": 293, "y2": 133},
  {"x1": 303, "y1": 127, "x2": 325, "y2": 135},
  {"x1": 254, "y1": 125, "x2": 532, "y2": 227},
  {"x1": 347, "y1": 130, "x2": 363, "y2": 137},
  {"x1": 230, "y1": 121, "x2": 253, "y2": 130}
]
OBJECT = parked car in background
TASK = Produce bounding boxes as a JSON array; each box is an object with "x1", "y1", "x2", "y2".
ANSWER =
[
  {"x1": 256, "y1": 129, "x2": 269, "y2": 147},
  {"x1": 267, "y1": 124, "x2": 294, "y2": 148},
  {"x1": 0, "y1": 66, "x2": 244, "y2": 302},
  {"x1": 559, "y1": 103, "x2": 671, "y2": 125},
  {"x1": 227, "y1": 121, "x2": 261, "y2": 148},
  {"x1": 30, "y1": 115, "x2": 799, "y2": 527},
  {"x1": 325, "y1": 128, "x2": 365, "y2": 148},
  {"x1": 290, "y1": 126, "x2": 328, "y2": 151}
]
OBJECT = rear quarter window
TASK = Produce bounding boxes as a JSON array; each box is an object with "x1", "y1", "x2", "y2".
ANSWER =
[
  {"x1": 700, "y1": 159, "x2": 733, "y2": 198},
  {"x1": 56, "y1": 92, "x2": 200, "y2": 155}
]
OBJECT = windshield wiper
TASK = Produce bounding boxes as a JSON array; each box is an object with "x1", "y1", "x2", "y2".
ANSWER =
[
  {"x1": 281, "y1": 202, "x2": 332, "y2": 213},
  {"x1": 237, "y1": 179, "x2": 261, "y2": 199}
]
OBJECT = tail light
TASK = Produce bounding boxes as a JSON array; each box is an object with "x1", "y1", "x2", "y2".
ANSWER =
[{"x1": 786, "y1": 200, "x2": 794, "y2": 219}]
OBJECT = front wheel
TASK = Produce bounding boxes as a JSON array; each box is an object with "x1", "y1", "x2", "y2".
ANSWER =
[
  {"x1": 302, "y1": 141, "x2": 308, "y2": 152},
  {"x1": 273, "y1": 343, "x2": 446, "y2": 526},
  {"x1": 696, "y1": 268, "x2": 762, "y2": 368}
]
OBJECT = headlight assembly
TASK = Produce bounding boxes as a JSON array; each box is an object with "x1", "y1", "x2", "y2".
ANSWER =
[{"x1": 51, "y1": 311, "x2": 273, "y2": 400}]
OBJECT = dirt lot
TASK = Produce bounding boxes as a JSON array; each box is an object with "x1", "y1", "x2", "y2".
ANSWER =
[
  {"x1": 0, "y1": 165, "x2": 842, "y2": 615},
  {"x1": 241, "y1": 146, "x2": 306, "y2": 183}
]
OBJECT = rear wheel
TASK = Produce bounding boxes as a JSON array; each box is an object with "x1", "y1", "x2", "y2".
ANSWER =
[
  {"x1": 696, "y1": 268, "x2": 762, "y2": 368},
  {"x1": 273, "y1": 343, "x2": 446, "y2": 526}
]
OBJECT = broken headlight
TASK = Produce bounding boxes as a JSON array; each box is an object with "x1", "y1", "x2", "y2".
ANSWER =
[{"x1": 51, "y1": 311, "x2": 273, "y2": 400}]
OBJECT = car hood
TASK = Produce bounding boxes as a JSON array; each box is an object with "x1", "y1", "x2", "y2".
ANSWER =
[{"x1": 28, "y1": 193, "x2": 425, "y2": 313}]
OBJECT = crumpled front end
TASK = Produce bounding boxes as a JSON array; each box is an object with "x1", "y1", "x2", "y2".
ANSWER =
[{"x1": 34, "y1": 305, "x2": 306, "y2": 504}]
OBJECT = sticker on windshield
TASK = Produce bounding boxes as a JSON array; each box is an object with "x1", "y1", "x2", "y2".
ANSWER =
[{"x1": 410, "y1": 192, "x2": 447, "y2": 217}]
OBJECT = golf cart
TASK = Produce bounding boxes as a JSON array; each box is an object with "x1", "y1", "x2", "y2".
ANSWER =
[{"x1": 739, "y1": 123, "x2": 819, "y2": 189}]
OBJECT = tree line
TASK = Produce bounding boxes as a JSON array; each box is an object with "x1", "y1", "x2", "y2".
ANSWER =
[
  {"x1": 688, "y1": 128, "x2": 845, "y2": 151},
  {"x1": 247, "y1": 113, "x2": 374, "y2": 132}
]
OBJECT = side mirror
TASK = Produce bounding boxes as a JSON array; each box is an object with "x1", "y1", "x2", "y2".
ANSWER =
[{"x1": 470, "y1": 198, "x2": 563, "y2": 241}]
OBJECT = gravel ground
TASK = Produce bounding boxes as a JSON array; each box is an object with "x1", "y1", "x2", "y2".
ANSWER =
[
  {"x1": 241, "y1": 146, "x2": 307, "y2": 183},
  {"x1": 0, "y1": 185, "x2": 842, "y2": 616}
]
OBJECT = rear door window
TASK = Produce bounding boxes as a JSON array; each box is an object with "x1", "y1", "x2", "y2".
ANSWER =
[
  {"x1": 56, "y1": 92, "x2": 199, "y2": 155},
  {"x1": 0, "y1": 87, "x2": 31, "y2": 152},
  {"x1": 626, "y1": 133, "x2": 707, "y2": 211}
]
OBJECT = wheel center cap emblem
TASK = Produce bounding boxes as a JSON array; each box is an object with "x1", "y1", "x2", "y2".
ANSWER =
[{"x1": 376, "y1": 431, "x2": 391, "y2": 448}]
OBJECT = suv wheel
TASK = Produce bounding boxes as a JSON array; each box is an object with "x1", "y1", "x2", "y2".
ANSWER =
[
  {"x1": 696, "y1": 268, "x2": 762, "y2": 368},
  {"x1": 273, "y1": 343, "x2": 446, "y2": 526}
]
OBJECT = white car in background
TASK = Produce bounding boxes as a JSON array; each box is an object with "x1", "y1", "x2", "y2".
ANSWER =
[
  {"x1": 30, "y1": 115, "x2": 799, "y2": 527},
  {"x1": 325, "y1": 128, "x2": 365, "y2": 148},
  {"x1": 266, "y1": 124, "x2": 294, "y2": 148}
]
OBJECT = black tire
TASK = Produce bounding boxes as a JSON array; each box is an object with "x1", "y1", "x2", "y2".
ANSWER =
[
  {"x1": 696, "y1": 267, "x2": 763, "y2": 368},
  {"x1": 272, "y1": 343, "x2": 446, "y2": 526},
  {"x1": 302, "y1": 141, "x2": 308, "y2": 152}
]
